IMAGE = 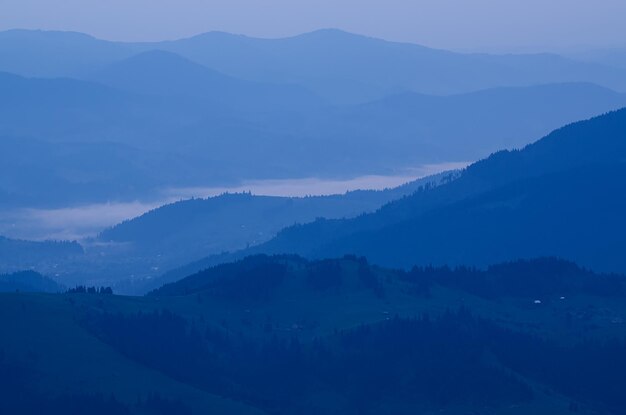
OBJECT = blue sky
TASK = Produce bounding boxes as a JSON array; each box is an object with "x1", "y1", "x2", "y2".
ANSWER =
[{"x1": 1, "y1": 0, "x2": 625, "y2": 51}]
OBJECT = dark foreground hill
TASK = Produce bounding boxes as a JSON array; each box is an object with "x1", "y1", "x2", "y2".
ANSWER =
[
  {"x1": 181, "y1": 109, "x2": 626, "y2": 275},
  {"x1": 2, "y1": 255, "x2": 626, "y2": 414}
]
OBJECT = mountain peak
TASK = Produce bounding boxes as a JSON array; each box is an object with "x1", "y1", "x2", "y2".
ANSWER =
[{"x1": 295, "y1": 28, "x2": 359, "y2": 38}]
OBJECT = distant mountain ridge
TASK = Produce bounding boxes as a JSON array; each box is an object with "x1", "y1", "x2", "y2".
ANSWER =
[
  {"x1": 89, "y1": 50, "x2": 324, "y2": 111},
  {"x1": 3, "y1": 28, "x2": 626, "y2": 103},
  {"x1": 159, "y1": 28, "x2": 626, "y2": 101},
  {"x1": 0, "y1": 29, "x2": 135, "y2": 78}
]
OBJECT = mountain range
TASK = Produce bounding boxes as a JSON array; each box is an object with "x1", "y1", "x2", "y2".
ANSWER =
[
  {"x1": 0, "y1": 172, "x2": 454, "y2": 291},
  {"x1": 4, "y1": 108, "x2": 626, "y2": 291},
  {"x1": 165, "y1": 108, "x2": 626, "y2": 278},
  {"x1": 3, "y1": 29, "x2": 626, "y2": 209},
  {"x1": 2, "y1": 69, "x2": 625, "y2": 207},
  {"x1": 4, "y1": 28, "x2": 626, "y2": 102},
  {"x1": 2, "y1": 28, "x2": 626, "y2": 289}
]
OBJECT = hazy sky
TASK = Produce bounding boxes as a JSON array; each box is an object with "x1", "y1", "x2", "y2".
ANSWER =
[{"x1": 1, "y1": 0, "x2": 625, "y2": 51}]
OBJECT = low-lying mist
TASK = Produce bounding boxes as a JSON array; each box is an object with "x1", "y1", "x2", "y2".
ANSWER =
[{"x1": 0, "y1": 163, "x2": 468, "y2": 241}]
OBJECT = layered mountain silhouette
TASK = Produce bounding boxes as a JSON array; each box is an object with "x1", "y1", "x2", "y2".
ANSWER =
[
  {"x1": 156, "y1": 29, "x2": 626, "y2": 102},
  {"x1": 0, "y1": 29, "x2": 135, "y2": 78},
  {"x1": 3, "y1": 29, "x2": 626, "y2": 103},
  {"x1": 98, "y1": 185, "x2": 426, "y2": 256},
  {"x1": 170, "y1": 109, "x2": 626, "y2": 275},
  {"x1": 3, "y1": 29, "x2": 626, "y2": 208},
  {"x1": 2, "y1": 66, "x2": 625, "y2": 207},
  {"x1": 6, "y1": 109, "x2": 626, "y2": 289},
  {"x1": 3, "y1": 27, "x2": 626, "y2": 413},
  {"x1": 90, "y1": 173, "x2": 453, "y2": 292},
  {"x1": 89, "y1": 50, "x2": 323, "y2": 111},
  {"x1": 316, "y1": 82, "x2": 626, "y2": 161}
]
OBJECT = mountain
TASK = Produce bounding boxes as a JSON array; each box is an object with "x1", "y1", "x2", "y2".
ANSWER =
[
  {"x1": 0, "y1": 72, "x2": 311, "y2": 206},
  {"x1": 0, "y1": 71, "x2": 178, "y2": 146},
  {"x1": 174, "y1": 108, "x2": 626, "y2": 275},
  {"x1": 315, "y1": 82, "x2": 626, "y2": 162},
  {"x1": 2, "y1": 255, "x2": 626, "y2": 414},
  {"x1": 156, "y1": 29, "x2": 626, "y2": 102},
  {"x1": 0, "y1": 29, "x2": 135, "y2": 78},
  {"x1": 93, "y1": 172, "x2": 454, "y2": 292},
  {"x1": 6, "y1": 100, "x2": 625, "y2": 290},
  {"x1": 0, "y1": 270, "x2": 64, "y2": 293},
  {"x1": 2, "y1": 68, "x2": 625, "y2": 207},
  {"x1": 0, "y1": 236, "x2": 83, "y2": 274},
  {"x1": 89, "y1": 50, "x2": 323, "y2": 112},
  {"x1": 152, "y1": 254, "x2": 625, "y2": 301},
  {"x1": 324, "y1": 163, "x2": 626, "y2": 272},
  {"x1": 3, "y1": 29, "x2": 626, "y2": 104},
  {"x1": 99, "y1": 173, "x2": 452, "y2": 251},
  {"x1": 0, "y1": 172, "x2": 454, "y2": 291},
  {"x1": 0, "y1": 135, "x2": 188, "y2": 207}
]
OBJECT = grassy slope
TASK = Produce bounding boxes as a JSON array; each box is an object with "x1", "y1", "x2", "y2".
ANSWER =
[
  {"x1": 151, "y1": 257, "x2": 626, "y2": 343},
  {"x1": 0, "y1": 293, "x2": 266, "y2": 415},
  {"x1": 2, "y1": 256, "x2": 625, "y2": 413}
]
